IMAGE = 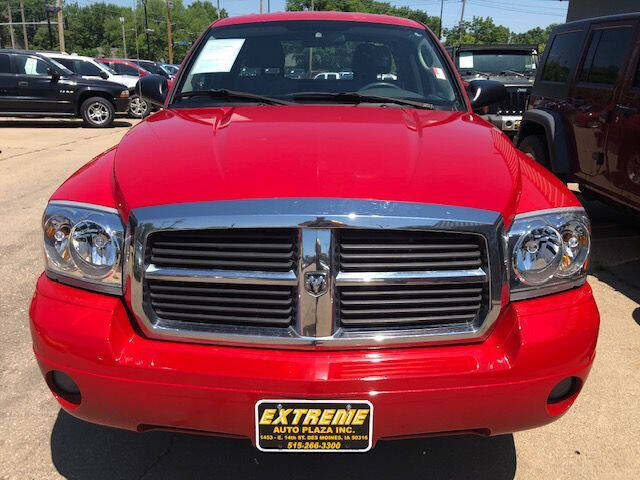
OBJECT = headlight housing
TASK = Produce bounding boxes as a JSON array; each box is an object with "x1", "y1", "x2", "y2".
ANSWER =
[
  {"x1": 42, "y1": 201, "x2": 124, "y2": 295},
  {"x1": 507, "y1": 208, "x2": 590, "y2": 300}
]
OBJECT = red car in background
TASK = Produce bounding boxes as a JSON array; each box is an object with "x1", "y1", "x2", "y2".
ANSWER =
[{"x1": 31, "y1": 12, "x2": 599, "y2": 453}]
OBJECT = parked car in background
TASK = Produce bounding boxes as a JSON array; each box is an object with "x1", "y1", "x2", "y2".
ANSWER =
[
  {"x1": 313, "y1": 71, "x2": 340, "y2": 80},
  {"x1": 160, "y1": 63, "x2": 178, "y2": 77},
  {"x1": 517, "y1": 13, "x2": 640, "y2": 214},
  {"x1": 30, "y1": 12, "x2": 599, "y2": 453},
  {"x1": 40, "y1": 52, "x2": 146, "y2": 119},
  {"x1": 0, "y1": 49, "x2": 130, "y2": 127},
  {"x1": 96, "y1": 57, "x2": 152, "y2": 117},
  {"x1": 450, "y1": 44, "x2": 539, "y2": 134}
]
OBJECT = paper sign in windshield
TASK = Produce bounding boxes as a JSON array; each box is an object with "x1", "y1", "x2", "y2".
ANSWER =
[
  {"x1": 459, "y1": 52, "x2": 474, "y2": 69},
  {"x1": 191, "y1": 38, "x2": 246, "y2": 74}
]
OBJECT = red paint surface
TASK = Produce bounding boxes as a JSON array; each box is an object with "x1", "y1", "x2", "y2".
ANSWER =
[
  {"x1": 31, "y1": 275, "x2": 599, "y2": 440},
  {"x1": 51, "y1": 106, "x2": 579, "y2": 225}
]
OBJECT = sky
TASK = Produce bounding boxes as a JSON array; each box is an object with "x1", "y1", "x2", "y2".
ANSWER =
[{"x1": 214, "y1": 0, "x2": 570, "y2": 33}]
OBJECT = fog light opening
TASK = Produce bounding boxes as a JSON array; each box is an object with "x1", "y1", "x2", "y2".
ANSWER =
[
  {"x1": 547, "y1": 377, "x2": 580, "y2": 404},
  {"x1": 46, "y1": 370, "x2": 82, "y2": 406}
]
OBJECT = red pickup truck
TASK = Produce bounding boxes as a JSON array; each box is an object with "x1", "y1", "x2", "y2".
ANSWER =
[{"x1": 31, "y1": 12, "x2": 599, "y2": 453}]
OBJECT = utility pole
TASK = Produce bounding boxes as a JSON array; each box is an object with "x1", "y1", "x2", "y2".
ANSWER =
[
  {"x1": 459, "y1": 0, "x2": 466, "y2": 27},
  {"x1": 19, "y1": 0, "x2": 28, "y2": 48},
  {"x1": 56, "y1": 0, "x2": 64, "y2": 52},
  {"x1": 133, "y1": 9, "x2": 140, "y2": 59},
  {"x1": 165, "y1": 0, "x2": 173, "y2": 63},
  {"x1": 7, "y1": 3, "x2": 16, "y2": 48},
  {"x1": 217, "y1": 0, "x2": 220, "y2": 19},
  {"x1": 44, "y1": 3, "x2": 55, "y2": 49},
  {"x1": 308, "y1": 0, "x2": 314, "y2": 73},
  {"x1": 268, "y1": 0, "x2": 270, "y2": 13},
  {"x1": 143, "y1": 0, "x2": 150, "y2": 59},
  {"x1": 438, "y1": 0, "x2": 444, "y2": 39},
  {"x1": 259, "y1": 0, "x2": 262, "y2": 14},
  {"x1": 119, "y1": 17, "x2": 127, "y2": 58}
]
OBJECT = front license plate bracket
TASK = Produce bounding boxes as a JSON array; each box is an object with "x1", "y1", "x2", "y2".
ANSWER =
[{"x1": 255, "y1": 400, "x2": 373, "y2": 452}]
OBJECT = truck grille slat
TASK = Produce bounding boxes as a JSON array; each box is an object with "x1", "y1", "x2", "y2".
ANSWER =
[
  {"x1": 340, "y1": 314, "x2": 478, "y2": 326},
  {"x1": 340, "y1": 286, "x2": 483, "y2": 297},
  {"x1": 150, "y1": 256, "x2": 295, "y2": 270},
  {"x1": 153, "y1": 310, "x2": 293, "y2": 326},
  {"x1": 341, "y1": 295, "x2": 482, "y2": 306}
]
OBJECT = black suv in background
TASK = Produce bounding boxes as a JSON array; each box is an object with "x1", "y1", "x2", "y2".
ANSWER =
[
  {"x1": 517, "y1": 13, "x2": 640, "y2": 214},
  {"x1": 450, "y1": 44, "x2": 538, "y2": 134},
  {"x1": 0, "y1": 50, "x2": 130, "y2": 127}
]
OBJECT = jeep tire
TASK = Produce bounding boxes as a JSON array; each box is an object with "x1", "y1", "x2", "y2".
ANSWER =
[{"x1": 519, "y1": 134, "x2": 550, "y2": 169}]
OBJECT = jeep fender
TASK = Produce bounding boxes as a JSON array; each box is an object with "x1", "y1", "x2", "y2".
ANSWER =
[{"x1": 516, "y1": 109, "x2": 571, "y2": 176}]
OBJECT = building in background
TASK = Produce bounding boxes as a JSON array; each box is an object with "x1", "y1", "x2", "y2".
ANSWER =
[{"x1": 567, "y1": 0, "x2": 639, "y2": 21}]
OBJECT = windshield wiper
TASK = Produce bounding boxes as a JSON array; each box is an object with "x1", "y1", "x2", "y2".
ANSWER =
[
  {"x1": 500, "y1": 69, "x2": 526, "y2": 77},
  {"x1": 289, "y1": 91, "x2": 435, "y2": 110},
  {"x1": 173, "y1": 89, "x2": 291, "y2": 105}
]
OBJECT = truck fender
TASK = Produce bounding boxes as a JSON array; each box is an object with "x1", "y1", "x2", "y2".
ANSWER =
[{"x1": 516, "y1": 109, "x2": 571, "y2": 176}]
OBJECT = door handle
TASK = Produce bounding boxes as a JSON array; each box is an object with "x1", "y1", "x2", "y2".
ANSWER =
[{"x1": 18, "y1": 81, "x2": 28, "y2": 87}]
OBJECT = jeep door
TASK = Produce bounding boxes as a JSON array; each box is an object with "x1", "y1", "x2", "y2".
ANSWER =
[
  {"x1": 12, "y1": 54, "x2": 71, "y2": 113},
  {"x1": 568, "y1": 20, "x2": 636, "y2": 196},
  {"x1": 0, "y1": 52, "x2": 14, "y2": 112},
  {"x1": 605, "y1": 28, "x2": 640, "y2": 210}
]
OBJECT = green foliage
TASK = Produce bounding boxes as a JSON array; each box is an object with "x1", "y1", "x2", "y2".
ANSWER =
[
  {"x1": 286, "y1": 0, "x2": 440, "y2": 32},
  {"x1": 444, "y1": 16, "x2": 509, "y2": 46},
  {"x1": 0, "y1": 0, "x2": 225, "y2": 62},
  {"x1": 511, "y1": 24, "x2": 558, "y2": 51}
]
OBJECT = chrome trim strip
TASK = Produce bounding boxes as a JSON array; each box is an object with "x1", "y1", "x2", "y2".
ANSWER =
[
  {"x1": 512, "y1": 206, "x2": 586, "y2": 220},
  {"x1": 510, "y1": 277, "x2": 586, "y2": 301},
  {"x1": 335, "y1": 269, "x2": 487, "y2": 286},
  {"x1": 125, "y1": 198, "x2": 505, "y2": 350},
  {"x1": 45, "y1": 269, "x2": 123, "y2": 296},
  {"x1": 145, "y1": 265, "x2": 298, "y2": 285},
  {"x1": 48, "y1": 200, "x2": 119, "y2": 214}
]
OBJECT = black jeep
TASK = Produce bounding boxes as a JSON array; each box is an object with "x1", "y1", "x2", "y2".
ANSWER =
[
  {"x1": 450, "y1": 44, "x2": 539, "y2": 134},
  {"x1": 0, "y1": 50, "x2": 130, "y2": 127}
]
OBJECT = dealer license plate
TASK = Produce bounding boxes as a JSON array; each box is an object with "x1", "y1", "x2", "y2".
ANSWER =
[{"x1": 255, "y1": 400, "x2": 373, "y2": 452}]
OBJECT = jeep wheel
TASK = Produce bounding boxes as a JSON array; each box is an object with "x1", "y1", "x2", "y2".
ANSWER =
[
  {"x1": 81, "y1": 97, "x2": 115, "y2": 128},
  {"x1": 128, "y1": 95, "x2": 151, "y2": 118},
  {"x1": 519, "y1": 135, "x2": 550, "y2": 169}
]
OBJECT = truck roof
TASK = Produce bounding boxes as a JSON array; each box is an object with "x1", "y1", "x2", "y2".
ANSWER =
[
  {"x1": 456, "y1": 44, "x2": 538, "y2": 52},
  {"x1": 562, "y1": 11, "x2": 640, "y2": 29},
  {"x1": 212, "y1": 11, "x2": 425, "y2": 30}
]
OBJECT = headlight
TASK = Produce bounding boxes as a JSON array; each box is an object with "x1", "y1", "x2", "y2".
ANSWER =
[
  {"x1": 507, "y1": 208, "x2": 590, "y2": 300},
  {"x1": 43, "y1": 201, "x2": 124, "y2": 295}
]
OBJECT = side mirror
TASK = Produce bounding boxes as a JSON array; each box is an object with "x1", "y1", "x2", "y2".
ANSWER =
[
  {"x1": 99, "y1": 70, "x2": 110, "y2": 80},
  {"x1": 467, "y1": 80, "x2": 507, "y2": 109},
  {"x1": 48, "y1": 68, "x2": 60, "y2": 82},
  {"x1": 138, "y1": 74, "x2": 168, "y2": 107}
]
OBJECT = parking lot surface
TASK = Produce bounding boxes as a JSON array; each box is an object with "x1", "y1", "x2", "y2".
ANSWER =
[{"x1": 0, "y1": 118, "x2": 639, "y2": 479}]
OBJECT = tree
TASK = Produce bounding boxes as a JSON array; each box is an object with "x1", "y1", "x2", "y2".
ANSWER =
[
  {"x1": 511, "y1": 24, "x2": 557, "y2": 51},
  {"x1": 444, "y1": 16, "x2": 509, "y2": 46},
  {"x1": 286, "y1": 0, "x2": 440, "y2": 32}
]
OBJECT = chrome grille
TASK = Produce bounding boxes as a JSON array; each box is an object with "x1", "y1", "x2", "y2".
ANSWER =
[
  {"x1": 338, "y1": 283, "x2": 486, "y2": 328},
  {"x1": 129, "y1": 199, "x2": 503, "y2": 349},
  {"x1": 147, "y1": 228, "x2": 297, "y2": 272},
  {"x1": 147, "y1": 280, "x2": 295, "y2": 326},
  {"x1": 338, "y1": 229, "x2": 483, "y2": 272}
]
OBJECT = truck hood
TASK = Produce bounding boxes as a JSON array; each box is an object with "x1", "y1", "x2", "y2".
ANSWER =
[{"x1": 113, "y1": 106, "x2": 525, "y2": 219}]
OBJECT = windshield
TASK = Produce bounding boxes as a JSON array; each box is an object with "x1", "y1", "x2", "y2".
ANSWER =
[
  {"x1": 139, "y1": 61, "x2": 165, "y2": 75},
  {"x1": 457, "y1": 50, "x2": 538, "y2": 75},
  {"x1": 49, "y1": 58, "x2": 74, "y2": 76},
  {"x1": 98, "y1": 62, "x2": 118, "y2": 75},
  {"x1": 174, "y1": 20, "x2": 462, "y2": 110}
]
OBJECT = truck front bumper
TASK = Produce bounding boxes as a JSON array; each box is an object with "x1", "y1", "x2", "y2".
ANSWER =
[{"x1": 30, "y1": 274, "x2": 599, "y2": 445}]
